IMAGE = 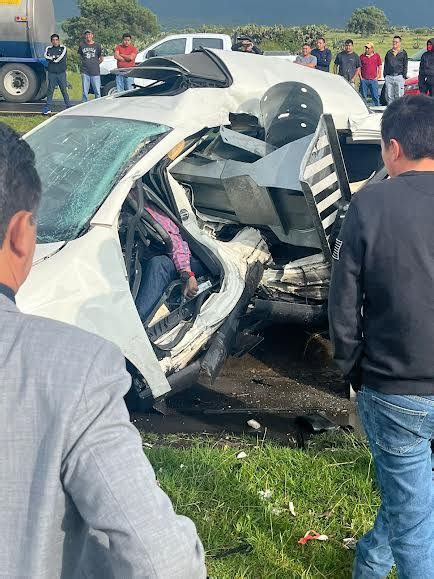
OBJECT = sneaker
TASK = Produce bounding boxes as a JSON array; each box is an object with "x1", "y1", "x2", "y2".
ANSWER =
[{"x1": 42, "y1": 109, "x2": 52, "y2": 115}]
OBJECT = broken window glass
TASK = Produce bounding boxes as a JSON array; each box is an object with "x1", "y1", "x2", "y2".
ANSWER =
[{"x1": 25, "y1": 116, "x2": 171, "y2": 243}]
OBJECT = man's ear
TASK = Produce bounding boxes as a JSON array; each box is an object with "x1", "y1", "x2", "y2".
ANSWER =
[
  {"x1": 388, "y1": 138, "x2": 402, "y2": 162},
  {"x1": 7, "y1": 211, "x2": 35, "y2": 259}
]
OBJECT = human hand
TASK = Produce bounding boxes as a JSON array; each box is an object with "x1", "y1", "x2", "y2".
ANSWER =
[{"x1": 184, "y1": 275, "x2": 198, "y2": 299}]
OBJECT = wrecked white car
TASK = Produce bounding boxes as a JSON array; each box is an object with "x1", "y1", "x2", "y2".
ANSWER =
[{"x1": 18, "y1": 49, "x2": 384, "y2": 407}]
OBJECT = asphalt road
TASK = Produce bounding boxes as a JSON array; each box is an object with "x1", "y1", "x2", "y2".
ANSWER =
[{"x1": 0, "y1": 100, "x2": 80, "y2": 115}]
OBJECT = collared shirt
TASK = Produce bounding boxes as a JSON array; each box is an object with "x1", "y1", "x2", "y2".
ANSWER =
[
  {"x1": 311, "y1": 48, "x2": 332, "y2": 72},
  {"x1": 360, "y1": 52, "x2": 382, "y2": 80},
  {"x1": 145, "y1": 204, "x2": 191, "y2": 271},
  {"x1": 384, "y1": 49, "x2": 408, "y2": 77},
  {"x1": 0, "y1": 283, "x2": 15, "y2": 303}
]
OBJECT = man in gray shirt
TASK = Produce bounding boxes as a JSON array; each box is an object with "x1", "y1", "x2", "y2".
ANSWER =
[
  {"x1": 78, "y1": 29, "x2": 103, "y2": 101},
  {"x1": 0, "y1": 122, "x2": 206, "y2": 578},
  {"x1": 295, "y1": 44, "x2": 317, "y2": 68},
  {"x1": 334, "y1": 39, "x2": 361, "y2": 85}
]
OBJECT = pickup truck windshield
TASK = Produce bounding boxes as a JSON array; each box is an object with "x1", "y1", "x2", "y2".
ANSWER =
[{"x1": 25, "y1": 116, "x2": 171, "y2": 243}]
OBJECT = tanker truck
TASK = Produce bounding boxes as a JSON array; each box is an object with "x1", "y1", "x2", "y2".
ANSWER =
[{"x1": 0, "y1": 0, "x2": 54, "y2": 102}]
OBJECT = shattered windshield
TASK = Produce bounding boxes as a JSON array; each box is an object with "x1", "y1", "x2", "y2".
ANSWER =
[{"x1": 25, "y1": 116, "x2": 171, "y2": 243}]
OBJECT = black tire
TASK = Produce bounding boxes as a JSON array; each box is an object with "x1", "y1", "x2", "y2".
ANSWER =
[
  {"x1": 380, "y1": 84, "x2": 387, "y2": 106},
  {"x1": 32, "y1": 74, "x2": 48, "y2": 102},
  {"x1": 0, "y1": 63, "x2": 39, "y2": 103},
  {"x1": 101, "y1": 79, "x2": 117, "y2": 97}
]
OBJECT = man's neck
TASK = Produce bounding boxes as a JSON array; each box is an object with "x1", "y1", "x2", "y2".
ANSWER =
[{"x1": 396, "y1": 159, "x2": 434, "y2": 175}]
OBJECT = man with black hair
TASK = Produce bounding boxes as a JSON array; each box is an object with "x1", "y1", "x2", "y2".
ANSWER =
[
  {"x1": 384, "y1": 35, "x2": 408, "y2": 104},
  {"x1": 419, "y1": 38, "x2": 434, "y2": 96},
  {"x1": 0, "y1": 124, "x2": 206, "y2": 576},
  {"x1": 334, "y1": 39, "x2": 361, "y2": 86},
  {"x1": 311, "y1": 37, "x2": 332, "y2": 72},
  {"x1": 114, "y1": 33, "x2": 138, "y2": 93},
  {"x1": 231, "y1": 35, "x2": 262, "y2": 54},
  {"x1": 43, "y1": 33, "x2": 71, "y2": 114},
  {"x1": 329, "y1": 95, "x2": 434, "y2": 577}
]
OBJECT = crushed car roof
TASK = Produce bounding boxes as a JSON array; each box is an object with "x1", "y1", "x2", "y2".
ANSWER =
[{"x1": 62, "y1": 49, "x2": 369, "y2": 132}]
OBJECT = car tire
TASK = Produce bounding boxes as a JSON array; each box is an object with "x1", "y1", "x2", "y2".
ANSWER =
[
  {"x1": 380, "y1": 84, "x2": 387, "y2": 106},
  {"x1": 32, "y1": 75, "x2": 48, "y2": 102},
  {"x1": 0, "y1": 63, "x2": 39, "y2": 103},
  {"x1": 101, "y1": 80, "x2": 117, "y2": 97}
]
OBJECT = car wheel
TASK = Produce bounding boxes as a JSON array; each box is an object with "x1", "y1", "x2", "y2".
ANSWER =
[
  {"x1": 101, "y1": 80, "x2": 117, "y2": 97},
  {"x1": 0, "y1": 63, "x2": 39, "y2": 103}
]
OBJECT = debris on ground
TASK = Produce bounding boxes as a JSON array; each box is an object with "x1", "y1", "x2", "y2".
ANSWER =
[
  {"x1": 289, "y1": 501, "x2": 296, "y2": 517},
  {"x1": 247, "y1": 419, "x2": 261, "y2": 430},
  {"x1": 343, "y1": 537, "x2": 357, "y2": 550},
  {"x1": 298, "y1": 530, "x2": 329, "y2": 545},
  {"x1": 258, "y1": 489, "x2": 273, "y2": 500},
  {"x1": 236, "y1": 451, "x2": 247, "y2": 459}
]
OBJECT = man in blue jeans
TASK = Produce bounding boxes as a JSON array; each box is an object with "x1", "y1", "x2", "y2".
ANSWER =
[
  {"x1": 329, "y1": 94, "x2": 434, "y2": 578},
  {"x1": 78, "y1": 30, "x2": 103, "y2": 101}
]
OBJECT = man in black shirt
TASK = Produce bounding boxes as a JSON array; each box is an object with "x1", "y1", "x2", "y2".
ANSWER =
[
  {"x1": 43, "y1": 34, "x2": 71, "y2": 115},
  {"x1": 78, "y1": 30, "x2": 103, "y2": 102},
  {"x1": 329, "y1": 95, "x2": 434, "y2": 578},
  {"x1": 419, "y1": 38, "x2": 434, "y2": 96},
  {"x1": 383, "y1": 35, "x2": 408, "y2": 104},
  {"x1": 333, "y1": 39, "x2": 361, "y2": 86}
]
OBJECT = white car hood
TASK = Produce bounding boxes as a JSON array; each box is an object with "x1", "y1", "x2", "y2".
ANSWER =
[{"x1": 32, "y1": 241, "x2": 65, "y2": 265}]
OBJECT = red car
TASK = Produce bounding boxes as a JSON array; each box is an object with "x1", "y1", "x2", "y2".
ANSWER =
[{"x1": 405, "y1": 77, "x2": 420, "y2": 95}]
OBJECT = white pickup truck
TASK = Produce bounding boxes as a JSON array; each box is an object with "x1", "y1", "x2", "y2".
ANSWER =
[{"x1": 100, "y1": 33, "x2": 233, "y2": 95}]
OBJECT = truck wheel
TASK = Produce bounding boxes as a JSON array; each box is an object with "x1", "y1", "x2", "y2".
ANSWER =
[
  {"x1": 0, "y1": 63, "x2": 39, "y2": 103},
  {"x1": 32, "y1": 75, "x2": 48, "y2": 102},
  {"x1": 101, "y1": 80, "x2": 117, "y2": 96}
]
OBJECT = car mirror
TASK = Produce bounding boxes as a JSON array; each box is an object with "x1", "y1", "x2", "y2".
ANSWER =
[{"x1": 147, "y1": 49, "x2": 156, "y2": 59}]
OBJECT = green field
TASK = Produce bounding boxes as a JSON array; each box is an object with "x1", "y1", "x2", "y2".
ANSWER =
[{"x1": 142, "y1": 432, "x2": 395, "y2": 578}]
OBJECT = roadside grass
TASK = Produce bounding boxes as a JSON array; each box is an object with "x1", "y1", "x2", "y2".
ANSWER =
[
  {"x1": 142, "y1": 431, "x2": 396, "y2": 578},
  {"x1": 0, "y1": 115, "x2": 44, "y2": 134}
]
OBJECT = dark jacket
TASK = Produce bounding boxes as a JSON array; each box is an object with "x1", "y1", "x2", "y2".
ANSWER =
[
  {"x1": 384, "y1": 49, "x2": 408, "y2": 77},
  {"x1": 329, "y1": 171, "x2": 434, "y2": 395},
  {"x1": 311, "y1": 48, "x2": 332, "y2": 72},
  {"x1": 44, "y1": 44, "x2": 67, "y2": 73},
  {"x1": 419, "y1": 40, "x2": 434, "y2": 94}
]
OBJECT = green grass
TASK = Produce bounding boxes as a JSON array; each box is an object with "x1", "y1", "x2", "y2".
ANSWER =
[
  {"x1": 0, "y1": 115, "x2": 44, "y2": 134},
  {"x1": 141, "y1": 432, "x2": 395, "y2": 578}
]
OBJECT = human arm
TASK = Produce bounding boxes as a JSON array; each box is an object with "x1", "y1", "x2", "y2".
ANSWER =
[
  {"x1": 353, "y1": 56, "x2": 362, "y2": 81},
  {"x1": 376, "y1": 54, "x2": 382, "y2": 79},
  {"x1": 333, "y1": 54, "x2": 339, "y2": 75},
  {"x1": 402, "y1": 50, "x2": 408, "y2": 78},
  {"x1": 62, "y1": 341, "x2": 207, "y2": 578},
  {"x1": 123, "y1": 48, "x2": 138, "y2": 62},
  {"x1": 307, "y1": 55, "x2": 317, "y2": 68},
  {"x1": 324, "y1": 48, "x2": 332, "y2": 69},
  {"x1": 419, "y1": 54, "x2": 427, "y2": 93},
  {"x1": 328, "y1": 202, "x2": 365, "y2": 389},
  {"x1": 44, "y1": 46, "x2": 54, "y2": 60},
  {"x1": 53, "y1": 45, "x2": 67, "y2": 63},
  {"x1": 114, "y1": 46, "x2": 125, "y2": 62},
  {"x1": 97, "y1": 43, "x2": 104, "y2": 64}
]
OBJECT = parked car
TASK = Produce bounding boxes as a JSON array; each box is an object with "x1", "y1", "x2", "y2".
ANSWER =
[
  {"x1": 18, "y1": 49, "x2": 383, "y2": 408},
  {"x1": 404, "y1": 76, "x2": 420, "y2": 94},
  {"x1": 100, "y1": 33, "x2": 233, "y2": 96}
]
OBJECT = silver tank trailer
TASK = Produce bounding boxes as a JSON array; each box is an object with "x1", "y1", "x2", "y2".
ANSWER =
[{"x1": 0, "y1": 0, "x2": 55, "y2": 102}]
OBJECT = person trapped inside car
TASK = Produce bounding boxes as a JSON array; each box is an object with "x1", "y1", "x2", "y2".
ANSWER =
[
  {"x1": 419, "y1": 38, "x2": 434, "y2": 97},
  {"x1": 334, "y1": 39, "x2": 361, "y2": 87},
  {"x1": 135, "y1": 200, "x2": 205, "y2": 323},
  {"x1": 384, "y1": 35, "x2": 408, "y2": 104},
  {"x1": 231, "y1": 36, "x2": 263, "y2": 54},
  {"x1": 359, "y1": 42, "x2": 382, "y2": 107},
  {"x1": 0, "y1": 122, "x2": 206, "y2": 578},
  {"x1": 43, "y1": 33, "x2": 71, "y2": 115},
  {"x1": 311, "y1": 37, "x2": 332, "y2": 72},
  {"x1": 295, "y1": 44, "x2": 317, "y2": 68},
  {"x1": 114, "y1": 33, "x2": 138, "y2": 93},
  {"x1": 329, "y1": 95, "x2": 434, "y2": 578},
  {"x1": 78, "y1": 29, "x2": 103, "y2": 102}
]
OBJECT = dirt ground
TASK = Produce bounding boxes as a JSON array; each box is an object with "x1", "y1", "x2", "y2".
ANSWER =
[{"x1": 133, "y1": 327, "x2": 357, "y2": 443}]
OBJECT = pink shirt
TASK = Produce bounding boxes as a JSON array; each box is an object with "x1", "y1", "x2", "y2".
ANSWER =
[{"x1": 145, "y1": 204, "x2": 191, "y2": 271}]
